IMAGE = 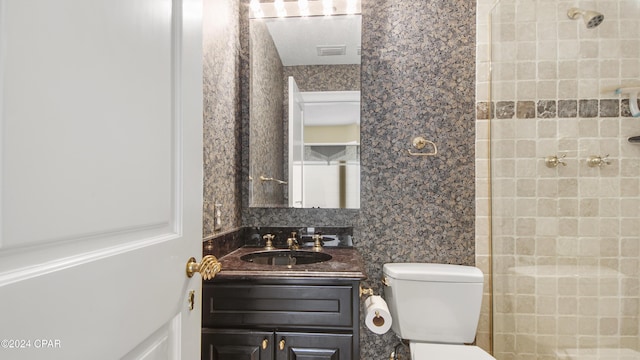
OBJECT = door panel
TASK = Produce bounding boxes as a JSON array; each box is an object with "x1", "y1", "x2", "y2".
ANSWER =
[
  {"x1": 276, "y1": 333, "x2": 352, "y2": 360},
  {"x1": 0, "y1": 0, "x2": 203, "y2": 359},
  {"x1": 202, "y1": 329, "x2": 274, "y2": 360}
]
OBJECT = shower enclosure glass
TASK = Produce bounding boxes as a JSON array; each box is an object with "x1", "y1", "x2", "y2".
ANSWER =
[{"x1": 489, "y1": 0, "x2": 640, "y2": 358}]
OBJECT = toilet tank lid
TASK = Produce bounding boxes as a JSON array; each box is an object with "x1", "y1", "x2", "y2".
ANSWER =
[{"x1": 383, "y1": 263, "x2": 484, "y2": 283}]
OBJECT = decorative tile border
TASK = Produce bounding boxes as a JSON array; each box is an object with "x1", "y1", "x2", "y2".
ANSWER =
[{"x1": 476, "y1": 99, "x2": 640, "y2": 119}]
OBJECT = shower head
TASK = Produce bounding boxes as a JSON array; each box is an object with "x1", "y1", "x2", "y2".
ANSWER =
[{"x1": 567, "y1": 7, "x2": 604, "y2": 29}]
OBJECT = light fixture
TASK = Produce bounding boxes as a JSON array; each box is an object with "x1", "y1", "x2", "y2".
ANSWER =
[
  {"x1": 250, "y1": 0, "x2": 263, "y2": 18},
  {"x1": 298, "y1": 0, "x2": 309, "y2": 17},
  {"x1": 322, "y1": 0, "x2": 333, "y2": 16},
  {"x1": 274, "y1": 0, "x2": 287, "y2": 17}
]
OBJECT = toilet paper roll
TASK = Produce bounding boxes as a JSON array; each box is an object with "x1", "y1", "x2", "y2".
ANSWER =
[{"x1": 364, "y1": 295, "x2": 392, "y2": 335}]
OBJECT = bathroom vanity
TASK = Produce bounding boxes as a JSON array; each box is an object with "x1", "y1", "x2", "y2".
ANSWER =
[{"x1": 202, "y1": 246, "x2": 366, "y2": 360}]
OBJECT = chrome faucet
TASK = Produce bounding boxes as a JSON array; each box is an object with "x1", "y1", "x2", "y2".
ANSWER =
[{"x1": 286, "y1": 232, "x2": 299, "y2": 250}]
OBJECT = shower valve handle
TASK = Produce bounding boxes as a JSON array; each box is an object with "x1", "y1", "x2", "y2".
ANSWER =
[
  {"x1": 587, "y1": 154, "x2": 611, "y2": 167},
  {"x1": 545, "y1": 154, "x2": 567, "y2": 168}
]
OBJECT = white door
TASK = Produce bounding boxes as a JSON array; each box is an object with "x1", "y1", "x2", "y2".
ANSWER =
[
  {"x1": 288, "y1": 77, "x2": 304, "y2": 208},
  {"x1": 0, "y1": 1, "x2": 203, "y2": 359}
]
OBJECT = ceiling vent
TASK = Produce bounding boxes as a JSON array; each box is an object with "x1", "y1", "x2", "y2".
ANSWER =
[{"x1": 316, "y1": 45, "x2": 346, "y2": 56}]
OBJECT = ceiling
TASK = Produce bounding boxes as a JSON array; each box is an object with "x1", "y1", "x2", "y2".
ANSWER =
[{"x1": 260, "y1": 15, "x2": 361, "y2": 66}]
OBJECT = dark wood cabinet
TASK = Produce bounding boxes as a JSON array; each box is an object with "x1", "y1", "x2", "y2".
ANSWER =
[
  {"x1": 275, "y1": 332, "x2": 353, "y2": 360},
  {"x1": 202, "y1": 329, "x2": 274, "y2": 360},
  {"x1": 202, "y1": 278, "x2": 360, "y2": 360}
]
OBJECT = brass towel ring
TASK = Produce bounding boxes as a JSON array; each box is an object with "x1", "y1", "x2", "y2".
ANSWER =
[{"x1": 407, "y1": 136, "x2": 438, "y2": 156}]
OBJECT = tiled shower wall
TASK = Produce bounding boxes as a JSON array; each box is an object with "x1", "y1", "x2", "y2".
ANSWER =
[{"x1": 475, "y1": 0, "x2": 640, "y2": 357}]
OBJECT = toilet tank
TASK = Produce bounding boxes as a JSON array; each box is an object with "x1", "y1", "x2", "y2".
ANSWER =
[{"x1": 382, "y1": 263, "x2": 484, "y2": 344}]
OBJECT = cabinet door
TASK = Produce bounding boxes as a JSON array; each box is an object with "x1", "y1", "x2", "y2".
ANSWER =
[
  {"x1": 275, "y1": 332, "x2": 353, "y2": 360},
  {"x1": 202, "y1": 329, "x2": 274, "y2": 360}
]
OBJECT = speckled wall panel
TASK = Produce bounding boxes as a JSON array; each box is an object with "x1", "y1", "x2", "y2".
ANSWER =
[
  {"x1": 202, "y1": 0, "x2": 242, "y2": 237},
  {"x1": 242, "y1": 0, "x2": 477, "y2": 358},
  {"x1": 283, "y1": 65, "x2": 361, "y2": 92},
  {"x1": 249, "y1": 20, "x2": 285, "y2": 206},
  {"x1": 356, "y1": 0, "x2": 476, "y2": 356}
]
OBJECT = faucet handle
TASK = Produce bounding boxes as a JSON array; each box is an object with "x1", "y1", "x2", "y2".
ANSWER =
[
  {"x1": 587, "y1": 154, "x2": 611, "y2": 167},
  {"x1": 263, "y1": 234, "x2": 275, "y2": 250},
  {"x1": 545, "y1": 154, "x2": 567, "y2": 168},
  {"x1": 312, "y1": 234, "x2": 323, "y2": 252},
  {"x1": 286, "y1": 232, "x2": 299, "y2": 250}
]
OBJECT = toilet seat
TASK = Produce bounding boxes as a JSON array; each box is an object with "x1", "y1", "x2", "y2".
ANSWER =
[{"x1": 410, "y1": 342, "x2": 495, "y2": 360}]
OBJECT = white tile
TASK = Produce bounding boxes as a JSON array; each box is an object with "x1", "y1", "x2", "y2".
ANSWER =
[
  {"x1": 558, "y1": 60, "x2": 578, "y2": 79},
  {"x1": 578, "y1": 59, "x2": 599, "y2": 78},
  {"x1": 517, "y1": 62, "x2": 537, "y2": 80},
  {"x1": 578, "y1": 79, "x2": 600, "y2": 98},
  {"x1": 517, "y1": 41, "x2": 537, "y2": 60},
  {"x1": 538, "y1": 61, "x2": 558, "y2": 79},
  {"x1": 517, "y1": 22, "x2": 537, "y2": 41},
  {"x1": 558, "y1": 79, "x2": 578, "y2": 98},
  {"x1": 599, "y1": 59, "x2": 620, "y2": 78},
  {"x1": 579, "y1": 40, "x2": 599, "y2": 59},
  {"x1": 537, "y1": 81, "x2": 557, "y2": 99},
  {"x1": 537, "y1": 21, "x2": 558, "y2": 40},
  {"x1": 599, "y1": 39, "x2": 621, "y2": 59},
  {"x1": 620, "y1": 59, "x2": 640, "y2": 78},
  {"x1": 517, "y1": 81, "x2": 537, "y2": 100},
  {"x1": 558, "y1": 40, "x2": 580, "y2": 59},
  {"x1": 538, "y1": 40, "x2": 559, "y2": 60},
  {"x1": 558, "y1": 21, "x2": 578, "y2": 40}
]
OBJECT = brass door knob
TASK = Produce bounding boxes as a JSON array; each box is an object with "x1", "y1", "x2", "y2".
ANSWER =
[
  {"x1": 279, "y1": 339, "x2": 286, "y2": 351},
  {"x1": 262, "y1": 338, "x2": 268, "y2": 350},
  {"x1": 186, "y1": 255, "x2": 221, "y2": 280}
]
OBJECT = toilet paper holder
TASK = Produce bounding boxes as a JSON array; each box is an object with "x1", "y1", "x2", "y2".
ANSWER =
[
  {"x1": 360, "y1": 287, "x2": 385, "y2": 324},
  {"x1": 359, "y1": 286, "x2": 375, "y2": 297},
  {"x1": 362, "y1": 290, "x2": 392, "y2": 334}
]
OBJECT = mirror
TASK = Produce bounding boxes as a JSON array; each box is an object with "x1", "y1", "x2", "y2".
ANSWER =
[{"x1": 248, "y1": 2, "x2": 361, "y2": 209}]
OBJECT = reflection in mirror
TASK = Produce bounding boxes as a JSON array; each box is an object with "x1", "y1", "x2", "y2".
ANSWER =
[{"x1": 249, "y1": 2, "x2": 361, "y2": 209}]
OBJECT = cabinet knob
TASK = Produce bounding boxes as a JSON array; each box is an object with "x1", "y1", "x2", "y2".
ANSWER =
[
  {"x1": 279, "y1": 339, "x2": 286, "y2": 351},
  {"x1": 261, "y1": 338, "x2": 268, "y2": 350}
]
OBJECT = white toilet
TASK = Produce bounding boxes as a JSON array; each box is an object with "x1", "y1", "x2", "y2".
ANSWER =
[{"x1": 382, "y1": 263, "x2": 495, "y2": 360}]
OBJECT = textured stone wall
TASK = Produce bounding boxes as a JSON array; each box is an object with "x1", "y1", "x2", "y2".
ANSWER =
[
  {"x1": 202, "y1": 0, "x2": 242, "y2": 237},
  {"x1": 249, "y1": 20, "x2": 285, "y2": 207},
  {"x1": 356, "y1": 1, "x2": 476, "y2": 356},
  {"x1": 283, "y1": 65, "x2": 361, "y2": 92},
  {"x1": 242, "y1": 0, "x2": 477, "y2": 357}
]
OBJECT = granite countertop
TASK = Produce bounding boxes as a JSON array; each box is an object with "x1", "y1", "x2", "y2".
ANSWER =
[{"x1": 206, "y1": 246, "x2": 367, "y2": 280}]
